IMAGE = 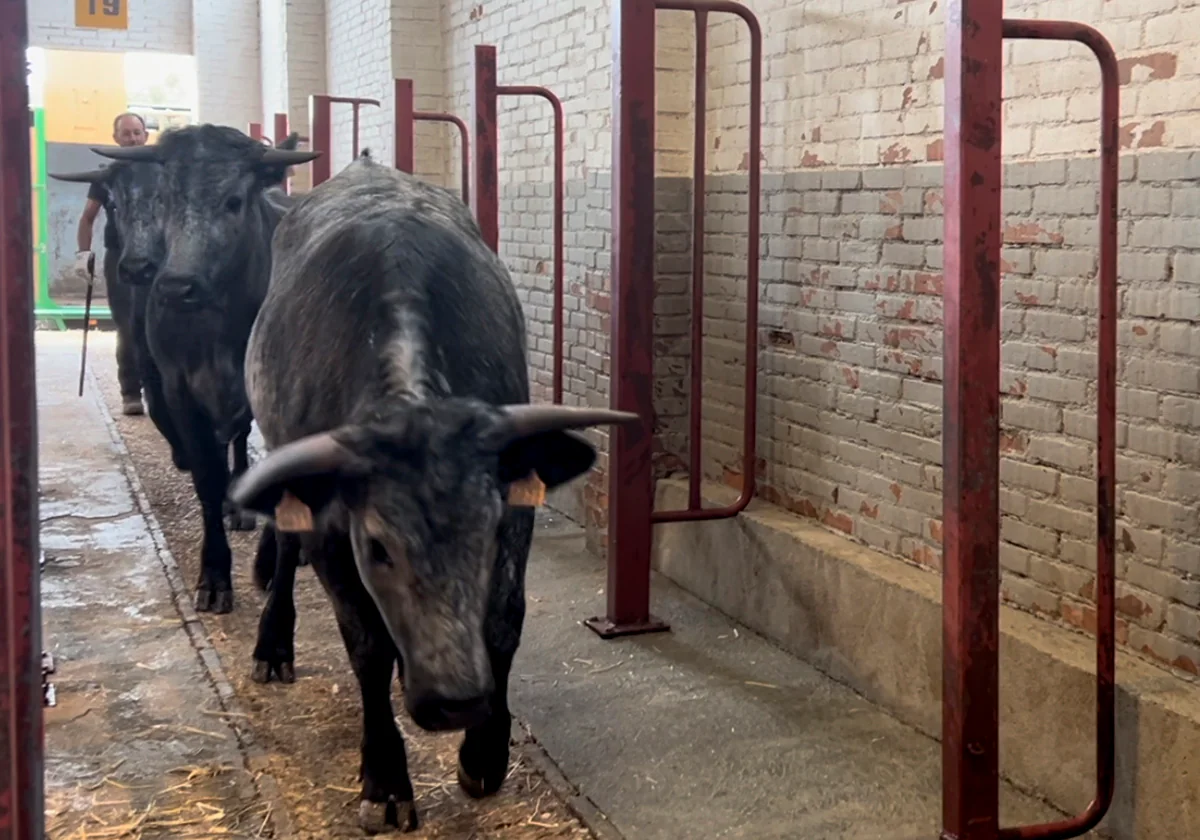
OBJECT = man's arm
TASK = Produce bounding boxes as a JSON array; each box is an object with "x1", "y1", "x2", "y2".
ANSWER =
[{"x1": 76, "y1": 196, "x2": 103, "y2": 253}]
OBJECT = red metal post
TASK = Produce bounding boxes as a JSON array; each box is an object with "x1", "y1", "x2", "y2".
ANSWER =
[
  {"x1": 0, "y1": 0, "x2": 45, "y2": 835},
  {"x1": 248, "y1": 121, "x2": 264, "y2": 141},
  {"x1": 395, "y1": 78, "x2": 415, "y2": 173},
  {"x1": 310, "y1": 94, "x2": 332, "y2": 186},
  {"x1": 995, "y1": 21, "x2": 1117, "y2": 840},
  {"x1": 583, "y1": 0, "x2": 669, "y2": 639},
  {"x1": 688, "y1": 11, "x2": 707, "y2": 512},
  {"x1": 494, "y1": 83, "x2": 565, "y2": 404},
  {"x1": 942, "y1": 0, "x2": 1004, "y2": 837},
  {"x1": 273, "y1": 112, "x2": 289, "y2": 145},
  {"x1": 414, "y1": 112, "x2": 471, "y2": 205},
  {"x1": 272, "y1": 112, "x2": 291, "y2": 194},
  {"x1": 472, "y1": 45, "x2": 500, "y2": 252},
  {"x1": 650, "y1": 0, "x2": 760, "y2": 525}
]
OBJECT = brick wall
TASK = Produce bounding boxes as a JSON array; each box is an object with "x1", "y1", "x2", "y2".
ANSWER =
[
  {"x1": 192, "y1": 0, "x2": 261, "y2": 127},
  {"x1": 260, "y1": 0, "x2": 289, "y2": 129},
  {"x1": 28, "y1": 0, "x2": 193, "y2": 54},
  {"x1": 271, "y1": 0, "x2": 1200, "y2": 682}
]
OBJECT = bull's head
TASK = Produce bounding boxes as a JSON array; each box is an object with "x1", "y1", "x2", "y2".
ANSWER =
[
  {"x1": 91, "y1": 125, "x2": 318, "y2": 309},
  {"x1": 229, "y1": 401, "x2": 638, "y2": 731},
  {"x1": 48, "y1": 160, "x2": 165, "y2": 286}
]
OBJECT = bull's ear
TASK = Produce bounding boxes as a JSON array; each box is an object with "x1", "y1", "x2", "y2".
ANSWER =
[
  {"x1": 228, "y1": 431, "x2": 370, "y2": 523},
  {"x1": 497, "y1": 430, "x2": 598, "y2": 491}
]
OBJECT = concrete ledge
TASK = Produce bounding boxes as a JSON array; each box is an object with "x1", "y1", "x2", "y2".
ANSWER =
[{"x1": 651, "y1": 478, "x2": 1200, "y2": 840}]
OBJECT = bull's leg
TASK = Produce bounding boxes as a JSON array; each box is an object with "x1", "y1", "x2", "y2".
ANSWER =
[
  {"x1": 251, "y1": 526, "x2": 298, "y2": 684},
  {"x1": 310, "y1": 535, "x2": 418, "y2": 834},
  {"x1": 169, "y1": 388, "x2": 235, "y2": 613},
  {"x1": 457, "y1": 506, "x2": 534, "y2": 799},
  {"x1": 224, "y1": 425, "x2": 257, "y2": 531},
  {"x1": 135, "y1": 312, "x2": 189, "y2": 471},
  {"x1": 107, "y1": 277, "x2": 143, "y2": 415}
]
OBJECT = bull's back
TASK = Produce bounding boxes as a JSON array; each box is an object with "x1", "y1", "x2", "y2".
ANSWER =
[{"x1": 247, "y1": 157, "x2": 530, "y2": 446}]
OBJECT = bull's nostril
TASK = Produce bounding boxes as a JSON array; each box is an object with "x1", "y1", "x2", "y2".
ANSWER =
[
  {"x1": 407, "y1": 693, "x2": 491, "y2": 733},
  {"x1": 155, "y1": 274, "x2": 200, "y2": 302}
]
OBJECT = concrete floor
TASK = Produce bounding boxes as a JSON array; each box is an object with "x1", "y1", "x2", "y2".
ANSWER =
[
  {"x1": 40, "y1": 329, "x2": 1088, "y2": 839},
  {"x1": 37, "y1": 332, "x2": 271, "y2": 837}
]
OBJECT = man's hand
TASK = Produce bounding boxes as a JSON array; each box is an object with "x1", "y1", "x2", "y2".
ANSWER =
[{"x1": 74, "y1": 250, "x2": 95, "y2": 280}]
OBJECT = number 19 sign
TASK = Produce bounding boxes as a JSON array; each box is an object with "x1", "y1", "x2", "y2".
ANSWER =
[{"x1": 75, "y1": 0, "x2": 128, "y2": 30}]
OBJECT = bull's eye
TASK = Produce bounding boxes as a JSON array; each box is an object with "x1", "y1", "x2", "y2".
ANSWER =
[
  {"x1": 225, "y1": 195, "x2": 243, "y2": 214},
  {"x1": 370, "y1": 539, "x2": 393, "y2": 567}
]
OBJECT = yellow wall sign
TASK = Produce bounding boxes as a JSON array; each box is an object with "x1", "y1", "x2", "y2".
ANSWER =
[{"x1": 75, "y1": 0, "x2": 128, "y2": 30}]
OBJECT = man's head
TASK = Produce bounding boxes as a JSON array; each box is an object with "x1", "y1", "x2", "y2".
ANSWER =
[{"x1": 112, "y1": 112, "x2": 147, "y2": 147}]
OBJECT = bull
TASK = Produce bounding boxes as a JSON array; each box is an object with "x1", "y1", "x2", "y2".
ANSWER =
[
  {"x1": 91, "y1": 125, "x2": 318, "y2": 614},
  {"x1": 228, "y1": 151, "x2": 636, "y2": 833},
  {"x1": 48, "y1": 158, "x2": 186, "y2": 470}
]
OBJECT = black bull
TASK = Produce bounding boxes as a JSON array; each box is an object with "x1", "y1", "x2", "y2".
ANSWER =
[
  {"x1": 82, "y1": 126, "x2": 318, "y2": 616},
  {"x1": 226, "y1": 152, "x2": 637, "y2": 833}
]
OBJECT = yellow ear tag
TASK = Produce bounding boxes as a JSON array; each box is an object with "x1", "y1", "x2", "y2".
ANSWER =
[
  {"x1": 508, "y1": 472, "x2": 546, "y2": 508},
  {"x1": 275, "y1": 491, "x2": 314, "y2": 532}
]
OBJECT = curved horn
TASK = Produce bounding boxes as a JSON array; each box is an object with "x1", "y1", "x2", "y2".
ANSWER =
[
  {"x1": 228, "y1": 432, "x2": 365, "y2": 509},
  {"x1": 498, "y1": 404, "x2": 640, "y2": 443},
  {"x1": 48, "y1": 168, "x2": 111, "y2": 184},
  {"x1": 90, "y1": 144, "x2": 161, "y2": 162},
  {"x1": 259, "y1": 148, "x2": 322, "y2": 166}
]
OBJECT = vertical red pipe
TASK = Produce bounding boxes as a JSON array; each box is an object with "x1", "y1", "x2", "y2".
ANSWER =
[
  {"x1": 583, "y1": 0, "x2": 669, "y2": 639},
  {"x1": 550, "y1": 95, "x2": 564, "y2": 404},
  {"x1": 273, "y1": 112, "x2": 289, "y2": 144},
  {"x1": 996, "y1": 23, "x2": 1117, "y2": 840},
  {"x1": 941, "y1": 0, "x2": 1004, "y2": 838},
  {"x1": 0, "y1": 0, "x2": 45, "y2": 834},
  {"x1": 351, "y1": 104, "x2": 361, "y2": 159},
  {"x1": 310, "y1": 94, "x2": 332, "y2": 186},
  {"x1": 249, "y1": 121, "x2": 264, "y2": 141},
  {"x1": 273, "y1": 112, "x2": 291, "y2": 194},
  {"x1": 688, "y1": 11, "x2": 708, "y2": 510},
  {"x1": 395, "y1": 79, "x2": 415, "y2": 173},
  {"x1": 472, "y1": 45, "x2": 500, "y2": 253}
]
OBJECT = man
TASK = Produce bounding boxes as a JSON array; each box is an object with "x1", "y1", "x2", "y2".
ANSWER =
[{"x1": 75, "y1": 111, "x2": 148, "y2": 416}]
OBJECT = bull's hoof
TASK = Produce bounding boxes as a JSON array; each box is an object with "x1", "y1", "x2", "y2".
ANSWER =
[
  {"x1": 225, "y1": 509, "x2": 258, "y2": 532},
  {"x1": 251, "y1": 658, "x2": 295, "y2": 684},
  {"x1": 456, "y1": 757, "x2": 505, "y2": 799},
  {"x1": 358, "y1": 798, "x2": 418, "y2": 834},
  {"x1": 195, "y1": 586, "x2": 234, "y2": 614},
  {"x1": 121, "y1": 397, "x2": 145, "y2": 416}
]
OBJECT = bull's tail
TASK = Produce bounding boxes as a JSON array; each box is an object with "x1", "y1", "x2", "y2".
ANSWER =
[{"x1": 253, "y1": 526, "x2": 277, "y2": 592}]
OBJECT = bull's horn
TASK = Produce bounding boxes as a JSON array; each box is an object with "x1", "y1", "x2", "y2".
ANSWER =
[
  {"x1": 228, "y1": 431, "x2": 367, "y2": 509},
  {"x1": 48, "y1": 168, "x2": 111, "y2": 184},
  {"x1": 259, "y1": 148, "x2": 321, "y2": 166},
  {"x1": 498, "y1": 404, "x2": 640, "y2": 442},
  {"x1": 91, "y1": 144, "x2": 160, "y2": 162}
]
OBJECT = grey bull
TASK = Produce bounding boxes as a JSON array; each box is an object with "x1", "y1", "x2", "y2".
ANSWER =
[{"x1": 228, "y1": 151, "x2": 637, "y2": 833}]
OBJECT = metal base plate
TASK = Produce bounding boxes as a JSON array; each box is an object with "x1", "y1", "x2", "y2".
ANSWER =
[{"x1": 583, "y1": 615, "x2": 671, "y2": 639}]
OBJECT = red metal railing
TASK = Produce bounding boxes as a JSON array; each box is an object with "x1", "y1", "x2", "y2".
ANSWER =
[
  {"x1": 1, "y1": 0, "x2": 46, "y2": 835},
  {"x1": 586, "y1": 0, "x2": 761, "y2": 638},
  {"x1": 471, "y1": 44, "x2": 566, "y2": 404},
  {"x1": 309, "y1": 94, "x2": 382, "y2": 186},
  {"x1": 942, "y1": 5, "x2": 1118, "y2": 840},
  {"x1": 394, "y1": 79, "x2": 471, "y2": 204}
]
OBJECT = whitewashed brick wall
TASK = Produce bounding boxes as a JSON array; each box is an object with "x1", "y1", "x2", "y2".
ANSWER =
[
  {"x1": 325, "y1": 0, "x2": 394, "y2": 175},
  {"x1": 193, "y1": 0, "x2": 262, "y2": 128},
  {"x1": 260, "y1": 0, "x2": 288, "y2": 129},
  {"x1": 28, "y1": 0, "x2": 193, "y2": 54},
  {"x1": 392, "y1": 0, "x2": 446, "y2": 183}
]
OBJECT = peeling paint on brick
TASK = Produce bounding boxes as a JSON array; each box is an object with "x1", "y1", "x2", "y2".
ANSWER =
[
  {"x1": 880, "y1": 143, "x2": 913, "y2": 165},
  {"x1": 1117, "y1": 52, "x2": 1178, "y2": 85},
  {"x1": 925, "y1": 139, "x2": 944, "y2": 161}
]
